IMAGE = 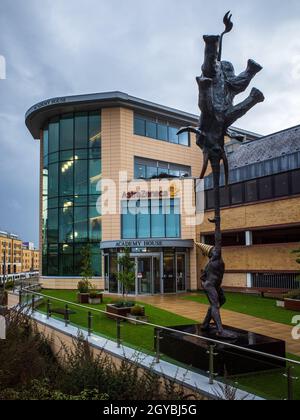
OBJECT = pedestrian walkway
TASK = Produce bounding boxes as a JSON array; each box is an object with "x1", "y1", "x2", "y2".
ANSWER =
[{"x1": 141, "y1": 294, "x2": 300, "y2": 357}]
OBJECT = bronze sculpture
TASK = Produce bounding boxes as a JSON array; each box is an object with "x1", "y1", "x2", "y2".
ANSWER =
[{"x1": 179, "y1": 12, "x2": 264, "y2": 338}]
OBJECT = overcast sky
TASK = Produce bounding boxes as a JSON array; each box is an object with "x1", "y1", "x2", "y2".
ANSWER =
[{"x1": 1, "y1": 0, "x2": 300, "y2": 245}]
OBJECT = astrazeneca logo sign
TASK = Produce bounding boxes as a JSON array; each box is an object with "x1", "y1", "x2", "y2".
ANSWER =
[
  {"x1": 292, "y1": 316, "x2": 300, "y2": 340},
  {"x1": 0, "y1": 315, "x2": 6, "y2": 340}
]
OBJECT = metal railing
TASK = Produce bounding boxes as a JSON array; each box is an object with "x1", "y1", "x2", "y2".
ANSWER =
[{"x1": 16, "y1": 288, "x2": 300, "y2": 400}]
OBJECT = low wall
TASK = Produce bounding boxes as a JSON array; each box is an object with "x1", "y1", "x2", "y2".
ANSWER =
[{"x1": 40, "y1": 277, "x2": 105, "y2": 290}]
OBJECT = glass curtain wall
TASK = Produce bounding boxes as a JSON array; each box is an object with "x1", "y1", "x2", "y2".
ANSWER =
[{"x1": 42, "y1": 111, "x2": 102, "y2": 276}]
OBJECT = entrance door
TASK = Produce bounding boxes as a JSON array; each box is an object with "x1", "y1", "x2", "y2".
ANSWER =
[
  {"x1": 176, "y1": 254, "x2": 186, "y2": 292},
  {"x1": 163, "y1": 253, "x2": 176, "y2": 293},
  {"x1": 153, "y1": 256, "x2": 161, "y2": 294},
  {"x1": 137, "y1": 257, "x2": 152, "y2": 295}
]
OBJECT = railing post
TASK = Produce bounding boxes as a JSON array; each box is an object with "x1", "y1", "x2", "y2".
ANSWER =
[
  {"x1": 47, "y1": 300, "x2": 51, "y2": 319},
  {"x1": 207, "y1": 344, "x2": 218, "y2": 385},
  {"x1": 287, "y1": 366, "x2": 294, "y2": 401},
  {"x1": 31, "y1": 294, "x2": 35, "y2": 313},
  {"x1": 19, "y1": 289, "x2": 23, "y2": 305},
  {"x1": 155, "y1": 329, "x2": 162, "y2": 364},
  {"x1": 65, "y1": 305, "x2": 69, "y2": 327},
  {"x1": 116, "y1": 319, "x2": 121, "y2": 348},
  {"x1": 88, "y1": 312, "x2": 93, "y2": 337}
]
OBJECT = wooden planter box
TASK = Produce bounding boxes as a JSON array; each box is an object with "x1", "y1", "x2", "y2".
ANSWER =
[
  {"x1": 89, "y1": 294, "x2": 103, "y2": 305},
  {"x1": 285, "y1": 298, "x2": 300, "y2": 312},
  {"x1": 106, "y1": 304, "x2": 133, "y2": 320},
  {"x1": 77, "y1": 293, "x2": 90, "y2": 304}
]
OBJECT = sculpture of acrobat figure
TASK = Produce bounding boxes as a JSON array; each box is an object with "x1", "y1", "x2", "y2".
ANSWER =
[{"x1": 180, "y1": 13, "x2": 265, "y2": 338}]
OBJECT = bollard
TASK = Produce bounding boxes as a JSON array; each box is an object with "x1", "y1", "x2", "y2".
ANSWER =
[
  {"x1": 64, "y1": 305, "x2": 70, "y2": 327},
  {"x1": 88, "y1": 312, "x2": 93, "y2": 337},
  {"x1": 117, "y1": 319, "x2": 121, "y2": 348}
]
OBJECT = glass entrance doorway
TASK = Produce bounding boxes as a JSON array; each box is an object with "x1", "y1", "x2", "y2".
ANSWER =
[
  {"x1": 104, "y1": 249, "x2": 188, "y2": 295},
  {"x1": 136, "y1": 254, "x2": 161, "y2": 295}
]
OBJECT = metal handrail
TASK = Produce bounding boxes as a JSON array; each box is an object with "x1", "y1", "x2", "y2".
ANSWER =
[{"x1": 20, "y1": 288, "x2": 300, "y2": 367}]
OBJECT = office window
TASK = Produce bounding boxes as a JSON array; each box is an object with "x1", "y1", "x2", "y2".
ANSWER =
[
  {"x1": 292, "y1": 170, "x2": 300, "y2": 194},
  {"x1": 89, "y1": 207, "x2": 102, "y2": 241},
  {"x1": 259, "y1": 176, "x2": 273, "y2": 200},
  {"x1": 252, "y1": 227, "x2": 300, "y2": 245},
  {"x1": 134, "y1": 114, "x2": 190, "y2": 147},
  {"x1": 206, "y1": 190, "x2": 215, "y2": 209},
  {"x1": 48, "y1": 164, "x2": 59, "y2": 197},
  {"x1": 134, "y1": 157, "x2": 190, "y2": 180},
  {"x1": 151, "y1": 200, "x2": 165, "y2": 238},
  {"x1": 179, "y1": 132, "x2": 189, "y2": 146},
  {"x1": 59, "y1": 244, "x2": 73, "y2": 276},
  {"x1": 42, "y1": 111, "x2": 102, "y2": 276},
  {"x1": 245, "y1": 180, "x2": 258, "y2": 202},
  {"x1": 121, "y1": 199, "x2": 181, "y2": 239},
  {"x1": 59, "y1": 207, "x2": 73, "y2": 243},
  {"x1": 74, "y1": 207, "x2": 88, "y2": 242},
  {"x1": 75, "y1": 113, "x2": 88, "y2": 149},
  {"x1": 121, "y1": 201, "x2": 136, "y2": 239},
  {"x1": 89, "y1": 112, "x2": 101, "y2": 150},
  {"x1": 157, "y1": 124, "x2": 168, "y2": 141},
  {"x1": 60, "y1": 114, "x2": 74, "y2": 151},
  {"x1": 48, "y1": 118, "x2": 59, "y2": 154},
  {"x1": 137, "y1": 201, "x2": 151, "y2": 238},
  {"x1": 74, "y1": 159, "x2": 88, "y2": 195},
  {"x1": 146, "y1": 121, "x2": 157, "y2": 139},
  {"x1": 274, "y1": 173, "x2": 289, "y2": 197},
  {"x1": 146, "y1": 165, "x2": 158, "y2": 179},
  {"x1": 220, "y1": 187, "x2": 230, "y2": 207},
  {"x1": 231, "y1": 183, "x2": 243, "y2": 205},
  {"x1": 166, "y1": 199, "x2": 180, "y2": 238},
  {"x1": 134, "y1": 117, "x2": 145, "y2": 136},
  {"x1": 168, "y1": 126, "x2": 178, "y2": 143}
]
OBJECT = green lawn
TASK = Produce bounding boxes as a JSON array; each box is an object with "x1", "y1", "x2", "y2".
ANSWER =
[
  {"x1": 35, "y1": 290, "x2": 300, "y2": 400},
  {"x1": 183, "y1": 292, "x2": 298, "y2": 326},
  {"x1": 38, "y1": 290, "x2": 196, "y2": 354},
  {"x1": 235, "y1": 354, "x2": 300, "y2": 400}
]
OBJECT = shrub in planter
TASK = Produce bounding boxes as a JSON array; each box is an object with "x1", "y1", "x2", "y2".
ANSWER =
[
  {"x1": 77, "y1": 280, "x2": 91, "y2": 304},
  {"x1": 284, "y1": 289, "x2": 300, "y2": 311},
  {"x1": 106, "y1": 301, "x2": 135, "y2": 320},
  {"x1": 88, "y1": 288, "x2": 103, "y2": 305},
  {"x1": 127, "y1": 305, "x2": 149, "y2": 325}
]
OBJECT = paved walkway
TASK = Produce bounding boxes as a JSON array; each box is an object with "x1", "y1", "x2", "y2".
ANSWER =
[{"x1": 141, "y1": 294, "x2": 300, "y2": 357}]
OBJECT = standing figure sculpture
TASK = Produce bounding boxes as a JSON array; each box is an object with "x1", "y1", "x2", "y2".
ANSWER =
[{"x1": 179, "y1": 13, "x2": 264, "y2": 338}]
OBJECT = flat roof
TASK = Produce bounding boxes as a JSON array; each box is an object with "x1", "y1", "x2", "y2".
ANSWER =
[{"x1": 25, "y1": 91, "x2": 261, "y2": 140}]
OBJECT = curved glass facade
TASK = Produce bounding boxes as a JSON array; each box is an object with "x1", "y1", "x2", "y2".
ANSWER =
[{"x1": 42, "y1": 111, "x2": 102, "y2": 277}]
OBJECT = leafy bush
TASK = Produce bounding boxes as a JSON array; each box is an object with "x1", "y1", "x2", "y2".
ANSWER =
[
  {"x1": 0, "y1": 309, "x2": 203, "y2": 401},
  {"x1": 77, "y1": 280, "x2": 91, "y2": 294},
  {"x1": 113, "y1": 301, "x2": 135, "y2": 309},
  {"x1": 131, "y1": 305, "x2": 145, "y2": 317}
]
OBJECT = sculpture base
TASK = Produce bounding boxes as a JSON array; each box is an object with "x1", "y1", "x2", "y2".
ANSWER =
[{"x1": 156, "y1": 324, "x2": 286, "y2": 376}]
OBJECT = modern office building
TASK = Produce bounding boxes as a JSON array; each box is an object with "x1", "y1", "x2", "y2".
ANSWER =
[
  {"x1": 0, "y1": 231, "x2": 39, "y2": 276},
  {"x1": 200, "y1": 125, "x2": 300, "y2": 290},
  {"x1": 25, "y1": 91, "x2": 300, "y2": 293}
]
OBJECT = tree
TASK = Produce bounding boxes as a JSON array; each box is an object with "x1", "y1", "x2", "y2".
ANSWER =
[
  {"x1": 117, "y1": 248, "x2": 135, "y2": 301},
  {"x1": 80, "y1": 244, "x2": 94, "y2": 285}
]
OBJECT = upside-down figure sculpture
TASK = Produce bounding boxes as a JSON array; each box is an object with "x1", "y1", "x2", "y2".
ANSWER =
[{"x1": 179, "y1": 12, "x2": 265, "y2": 338}]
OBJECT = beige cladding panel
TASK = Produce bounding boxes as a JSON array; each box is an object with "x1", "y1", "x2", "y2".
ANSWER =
[
  {"x1": 199, "y1": 197, "x2": 300, "y2": 233},
  {"x1": 101, "y1": 107, "x2": 201, "y2": 243}
]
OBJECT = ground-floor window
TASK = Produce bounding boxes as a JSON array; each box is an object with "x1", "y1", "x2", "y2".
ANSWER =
[{"x1": 104, "y1": 248, "x2": 189, "y2": 295}]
